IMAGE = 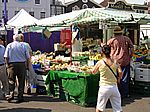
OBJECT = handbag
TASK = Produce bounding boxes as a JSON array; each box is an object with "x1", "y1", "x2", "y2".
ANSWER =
[{"x1": 103, "y1": 60, "x2": 118, "y2": 79}]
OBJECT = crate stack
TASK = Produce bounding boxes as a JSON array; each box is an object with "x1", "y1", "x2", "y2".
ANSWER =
[
  {"x1": 130, "y1": 64, "x2": 150, "y2": 96},
  {"x1": 33, "y1": 64, "x2": 48, "y2": 95}
]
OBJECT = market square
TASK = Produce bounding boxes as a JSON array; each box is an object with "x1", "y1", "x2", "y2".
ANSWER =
[{"x1": 0, "y1": 0, "x2": 150, "y2": 112}]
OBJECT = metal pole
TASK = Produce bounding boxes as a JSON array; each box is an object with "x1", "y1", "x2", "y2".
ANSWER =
[
  {"x1": 3, "y1": 0, "x2": 8, "y2": 46},
  {"x1": 3, "y1": 0, "x2": 8, "y2": 24}
]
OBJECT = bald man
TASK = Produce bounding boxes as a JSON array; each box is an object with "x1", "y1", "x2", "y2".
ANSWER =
[{"x1": 4, "y1": 34, "x2": 30, "y2": 103}]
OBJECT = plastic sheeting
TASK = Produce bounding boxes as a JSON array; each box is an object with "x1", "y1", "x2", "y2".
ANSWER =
[{"x1": 6, "y1": 30, "x2": 60, "y2": 52}]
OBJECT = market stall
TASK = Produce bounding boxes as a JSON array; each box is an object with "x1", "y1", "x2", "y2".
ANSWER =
[
  {"x1": 129, "y1": 39, "x2": 150, "y2": 96},
  {"x1": 7, "y1": 9, "x2": 38, "y2": 28},
  {"x1": 13, "y1": 7, "x2": 150, "y2": 104}
]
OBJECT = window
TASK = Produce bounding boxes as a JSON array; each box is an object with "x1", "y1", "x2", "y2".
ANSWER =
[
  {"x1": 35, "y1": 0, "x2": 40, "y2": 4},
  {"x1": 52, "y1": 0, "x2": 55, "y2": 5},
  {"x1": 29, "y1": 11, "x2": 34, "y2": 17},
  {"x1": 56, "y1": 7, "x2": 63, "y2": 15},
  {"x1": 2, "y1": 10, "x2": 8, "y2": 18},
  {"x1": 50, "y1": 5, "x2": 65, "y2": 16},
  {"x1": 15, "y1": 11, "x2": 19, "y2": 15},
  {"x1": 72, "y1": 5, "x2": 80, "y2": 11},
  {"x1": 82, "y1": 4, "x2": 88, "y2": 9},
  {"x1": 140, "y1": 10, "x2": 145, "y2": 13},
  {"x1": 40, "y1": 12, "x2": 45, "y2": 19},
  {"x1": 2, "y1": 0, "x2": 8, "y2": 2},
  {"x1": 82, "y1": 0, "x2": 88, "y2": 3}
]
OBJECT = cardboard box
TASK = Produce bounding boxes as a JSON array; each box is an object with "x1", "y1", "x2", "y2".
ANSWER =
[{"x1": 54, "y1": 43, "x2": 65, "y2": 51}]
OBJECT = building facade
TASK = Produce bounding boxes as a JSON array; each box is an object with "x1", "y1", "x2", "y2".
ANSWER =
[
  {"x1": 0, "y1": 0, "x2": 65, "y2": 21},
  {"x1": 100, "y1": 0, "x2": 149, "y2": 14},
  {"x1": 65, "y1": 0, "x2": 102, "y2": 13}
]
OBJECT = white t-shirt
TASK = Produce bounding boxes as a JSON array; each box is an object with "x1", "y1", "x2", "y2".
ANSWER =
[
  {"x1": 72, "y1": 38, "x2": 82, "y2": 56},
  {"x1": 71, "y1": 27, "x2": 82, "y2": 56}
]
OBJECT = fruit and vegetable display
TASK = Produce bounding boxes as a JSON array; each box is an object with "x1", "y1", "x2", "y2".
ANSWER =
[
  {"x1": 31, "y1": 51, "x2": 102, "y2": 73},
  {"x1": 132, "y1": 48, "x2": 150, "y2": 64}
]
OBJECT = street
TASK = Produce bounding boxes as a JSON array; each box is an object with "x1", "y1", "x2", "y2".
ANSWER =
[{"x1": 0, "y1": 94, "x2": 150, "y2": 112}]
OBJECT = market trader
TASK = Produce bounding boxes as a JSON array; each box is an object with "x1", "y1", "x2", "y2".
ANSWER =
[
  {"x1": 71, "y1": 25, "x2": 82, "y2": 56},
  {"x1": 107, "y1": 26, "x2": 134, "y2": 98},
  {"x1": 4, "y1": 34, "x2": 30, "y2": 103},
  {"x1": 0, "y1": 35, "x2": 10, "y2": 100}
]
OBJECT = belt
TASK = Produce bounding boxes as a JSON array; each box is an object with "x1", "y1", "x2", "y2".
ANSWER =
[
  {"x1": 9, "y1": 62, "x2": 25, "y2": 64},
  {"x1": 0, "y1": 63, "x2": 4, "y2": 66}
]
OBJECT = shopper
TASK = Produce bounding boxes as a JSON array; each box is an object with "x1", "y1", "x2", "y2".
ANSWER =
[
  {"x1": 19, "y1": 33, "x2": 37, "y2": 94},
  {"x1": 0, "y1": 35, "x2": 10, "y2": 100},
  {"x1": 107, "y1": 26, "x2": 134, "y2": 98},
  {"x1": 4, "y1": 34, "x2": 30, "y2": 103},
  {"x1": 89, "y1": 45, "x2": 123, "y2": 112}
]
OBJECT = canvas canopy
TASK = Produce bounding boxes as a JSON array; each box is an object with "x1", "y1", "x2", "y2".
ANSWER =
[
  {"x1": 29, "y1": 8, "x2": 150, "y2": 32},
  {"x1": 29, "y1": 9, "x2": 88, "y2": 32},
  {"x1": 64, "y1": 8, "x2": 150, "y2": 25},
  {"x1": 7, "y1": 9, "x2": 38, "y2": 28},
  {"x1": 37, "y1": 9, "x2": 87, "y2": 26}
]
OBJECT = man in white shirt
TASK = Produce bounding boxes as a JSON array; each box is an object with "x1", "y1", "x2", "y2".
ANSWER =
[
  {"x1": 71, "y1": 26, "x2": 82, "y2": 56},
  {"x1": 4, "y1": 34, "x2": 30, "y2": 103}
]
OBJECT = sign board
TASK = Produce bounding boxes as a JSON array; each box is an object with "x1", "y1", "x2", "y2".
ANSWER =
[{"x1": 109, "y1": 1, "x2": 133, "y2": 11}]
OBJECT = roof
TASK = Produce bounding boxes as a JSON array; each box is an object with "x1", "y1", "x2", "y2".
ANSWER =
[
  {"x1": 37, "y1": 9, "x2": 86, "y2": 26},
  {"x1": 65, "y1": 0, "x2": 102, "y2": 7},
  {"x1": 38, "y1": 8, "x2": 150, "y2": 26},
  {"x1": 65, "y1": 0, "x2": 78, "y2": 5},
  {"x1": 7, "y1": 9, "x2": 38, "y2": 27},
  {"x1": 125, "y1": 0, "x2": 145, "y2": 5},
  {"x1": 100, "y1": 0, "x2": 109, "y2": 7},
  {"x1": 29, "y1": 8, "x2": 150, "y2": 32},
  {"x1": 99, "y1": 0, "x2": 146, "y2": 6},
  {"x1": 64, "y1": 8, "x2": 150, "y2": 25}
]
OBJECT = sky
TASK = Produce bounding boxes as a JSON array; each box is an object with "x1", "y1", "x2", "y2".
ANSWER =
[{"x1": 61, "y1": 0, "x2": 145, "y2": 5}]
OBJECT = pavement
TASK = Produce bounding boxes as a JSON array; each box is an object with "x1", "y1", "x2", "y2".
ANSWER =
[{"x1": 0, "y1": 94, "x2": 150, "y2": 112}]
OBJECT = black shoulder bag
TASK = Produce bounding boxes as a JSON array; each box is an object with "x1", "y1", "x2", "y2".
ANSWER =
[{"x1": 103, "y1": 60, "x2": 118, "y2": 79}]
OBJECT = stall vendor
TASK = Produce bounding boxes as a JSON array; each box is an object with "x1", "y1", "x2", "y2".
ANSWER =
[{"x1": 71, "y1": 25, "x2": 82, "y2": 56}]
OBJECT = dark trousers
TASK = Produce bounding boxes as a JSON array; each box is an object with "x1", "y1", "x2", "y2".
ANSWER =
[
  {"x1": 118, "y1": 63, "x2": 130, "y2": 98},
  {"x1": 7, "y1": 62, "x2": 26, "y2": 99}
]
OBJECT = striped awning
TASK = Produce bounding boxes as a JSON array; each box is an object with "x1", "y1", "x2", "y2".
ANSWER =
[
  {"x1": 29, "y1": 8, "x2": 150, "y2": 32},
  {"x1": 64, "y1": 8, "x2": 150, "y2": 26}
]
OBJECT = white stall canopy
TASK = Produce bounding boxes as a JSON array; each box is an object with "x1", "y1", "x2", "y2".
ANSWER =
[{"x1": 7, "y1": 9, "x2": 38, "y2": 28}]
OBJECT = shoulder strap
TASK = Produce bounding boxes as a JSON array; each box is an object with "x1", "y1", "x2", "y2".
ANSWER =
[{"x1": 103, "y1": 60, "x2": 118, "y2": 79}]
